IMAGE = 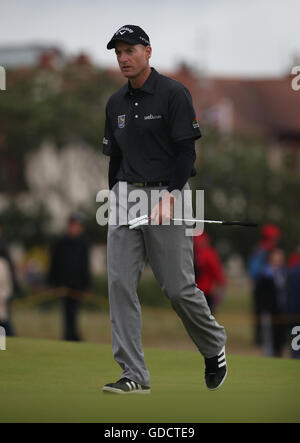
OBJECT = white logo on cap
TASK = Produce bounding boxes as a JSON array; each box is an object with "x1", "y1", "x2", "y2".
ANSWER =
[
  {"x1": 139, "y1": 36, "x2": 150, "y2": 45},
  {"x1": 116, "y1": 27, "x2": 134, "y2": 36}
]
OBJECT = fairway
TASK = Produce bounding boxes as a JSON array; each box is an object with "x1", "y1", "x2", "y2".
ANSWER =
[{"x1": 0, "y1": 338, "x2": 299, "y2": 423}]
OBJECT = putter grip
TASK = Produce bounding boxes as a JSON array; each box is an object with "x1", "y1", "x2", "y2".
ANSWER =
[{"x1": 222, "y1": 221, "x2": 258, "y2": 227}]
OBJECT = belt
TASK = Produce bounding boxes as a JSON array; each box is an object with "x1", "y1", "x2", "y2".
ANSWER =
[{"x1": 127, "y1": 181, "x2": 169, "y2": 187}]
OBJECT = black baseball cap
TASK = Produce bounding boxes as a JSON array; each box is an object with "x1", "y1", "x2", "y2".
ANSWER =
[
  {"x1": 68, "y1": 212, "x2": 85, "y2": 224},
  {"x1": 107, "y1": 25, "x2": 150, "y2": 50}
]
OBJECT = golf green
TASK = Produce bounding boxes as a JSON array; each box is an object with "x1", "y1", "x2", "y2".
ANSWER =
[{"x1": 0, "y1": 337, "x2": 299, "y2": 422}]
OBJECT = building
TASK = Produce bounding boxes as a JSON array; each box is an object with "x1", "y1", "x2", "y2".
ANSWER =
[
  {"x1": 0, "y1": 44, "x2": 66, "y2": 69},
  {"x1": 168, "y1": 65, "x2": 300, "y2": 168}
]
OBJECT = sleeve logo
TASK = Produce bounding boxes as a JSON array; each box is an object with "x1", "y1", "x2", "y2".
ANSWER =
[{"x1": 192, "y1": 118, "x2": 200, "y2": 129}]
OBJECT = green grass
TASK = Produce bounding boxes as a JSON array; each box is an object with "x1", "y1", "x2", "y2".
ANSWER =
[
  {"x1": 0, "y1": 338, "x2": 299, "y2": 423},
  {"x1": 10, "y1": 278, "x2": 259, "y2": 355}
]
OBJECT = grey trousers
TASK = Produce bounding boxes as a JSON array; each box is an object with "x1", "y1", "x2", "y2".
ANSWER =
[{"x1": 107, "y1": 182, "x2": 226, "y2": 386}]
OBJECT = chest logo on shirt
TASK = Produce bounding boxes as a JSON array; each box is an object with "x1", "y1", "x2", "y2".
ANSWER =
[
  {"x1": 144, "y1": 114, "x2": 162, "y2": 120},
  {"x1": 118, "y1": 115, "x2": 126, "y2": 128}
]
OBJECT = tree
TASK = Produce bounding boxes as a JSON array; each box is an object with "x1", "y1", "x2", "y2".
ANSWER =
[{"x1": 192, "y1": 130, "x2": 300, "y2": 262}]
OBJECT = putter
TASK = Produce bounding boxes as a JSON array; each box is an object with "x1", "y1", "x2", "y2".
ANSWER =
[{"x1": 128, "y1": 215, "x2": 258, "y2": 229}]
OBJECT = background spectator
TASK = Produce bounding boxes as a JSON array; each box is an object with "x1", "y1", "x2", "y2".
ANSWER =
[
  {"x1": 287, "y1": 264, "x2": 300, "y2": 359},
  {"x1": 48, "y1": 213, "x2": 91, "y2": 341},
  {"x1": 194, "y1": 232, "x2": 227, "y2": 313},
  {"x1": 0, "y1": 224, "x2": 20, "y2": 336},
  {"x1": 255, "y1": 248, "x2": 288, "y2": 357},
  {"x1": 248, "y1": 224, "x2": 281, "y2": 345},
  {"x1": 0, "y1": 251, "x2": 13, "y2": 335},
  {"x1": 288, "y1": 239, "x2": 300, "y2": 269}
]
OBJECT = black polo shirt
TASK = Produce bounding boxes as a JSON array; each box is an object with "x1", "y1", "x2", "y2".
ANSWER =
[{"x1": 102, "y1": 67, "x2": 201, "y2": 182}]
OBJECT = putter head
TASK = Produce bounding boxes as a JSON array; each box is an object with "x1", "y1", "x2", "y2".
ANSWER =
[{"x1": 128, "y1": 214, "x2": 149, "y2": 229}]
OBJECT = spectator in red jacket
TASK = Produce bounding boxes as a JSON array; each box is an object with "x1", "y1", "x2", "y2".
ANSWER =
[
  {"x1": 288, "y1": 239, "x2": 300, "y2": 268},
  {"x1": 193, "y1": 232, "x2": 227, "y2": 313}
]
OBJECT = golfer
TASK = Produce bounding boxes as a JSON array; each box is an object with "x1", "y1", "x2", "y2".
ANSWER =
[{"x1": 102, "y1": 25, "x2": 227, "y2": 394}]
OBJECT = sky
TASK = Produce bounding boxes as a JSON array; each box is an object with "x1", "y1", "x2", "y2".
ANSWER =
[{"x1": 0, "y1": 0, "x2": 299, "y2": 77}]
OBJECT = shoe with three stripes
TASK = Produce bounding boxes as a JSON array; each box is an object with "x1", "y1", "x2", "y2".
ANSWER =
[
  {"x1": 102, "y1": 377, "x2": 151, "y2": 394},
  {"x1": 204, "y1": 346, "x2": 227, "y2": 390}
]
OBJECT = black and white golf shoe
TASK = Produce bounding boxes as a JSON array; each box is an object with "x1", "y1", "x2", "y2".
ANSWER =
[
  {"x1": 204, "y1": 346, "x2": 227, "y2": 390},
  {"x1": 102, "y1": 377, "x2": 151, "y2": 395}
]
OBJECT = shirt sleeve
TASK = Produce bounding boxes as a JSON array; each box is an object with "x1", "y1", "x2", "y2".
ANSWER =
[
  {"x1": 102, "y1": 104, "x2": 122, "y2": 157},
  {"x1": 167, "y1": 138, "x2": 196, "y2": 193},
  {"x1": 168, "y1": 86, "x2": 202, "y2": 142},
  {"x1": 108, "y1": 155, "x2": 122, "y2": 190}
]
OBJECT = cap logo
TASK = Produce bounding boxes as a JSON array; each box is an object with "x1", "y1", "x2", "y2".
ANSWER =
[
  {"x1": 139, "y1": 36, "x2": 150, "y2": 45},
  {"x1": 115, "y1": 27, "x2": 134, "y2": 36}
]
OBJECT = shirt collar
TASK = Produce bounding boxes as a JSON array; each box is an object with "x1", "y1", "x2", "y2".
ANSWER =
[{"x1": 125, "y1": 67, "x2": 159, "y2": 96}]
